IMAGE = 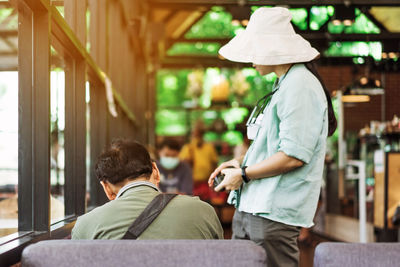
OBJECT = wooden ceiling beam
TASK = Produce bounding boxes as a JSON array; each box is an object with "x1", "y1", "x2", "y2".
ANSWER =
[
  {"x1": 0, "y1": 30, "x2": 17, "y2": 37},
  {"x1": 167, "y1": 32, "x2": 400, "y2": 46},
  {"x1": 160, "y1": 55, "x2": 387, "y2": 69},
  {"x1": 150, "y1": 0, "x2": 400, "y2": 8}
]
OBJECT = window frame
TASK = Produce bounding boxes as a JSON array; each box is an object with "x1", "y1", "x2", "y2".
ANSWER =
[{"x1": 0, "y1": 0, "x2": 137, "y2": 265}]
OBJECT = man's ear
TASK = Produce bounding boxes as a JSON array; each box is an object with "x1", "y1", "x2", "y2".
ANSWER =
[
  {"x1": 151, "y1": 162, "x2": 161, "y2": 186},
  {"x1": 100, "y1": 181, "x2": 117, "y2": 200}
]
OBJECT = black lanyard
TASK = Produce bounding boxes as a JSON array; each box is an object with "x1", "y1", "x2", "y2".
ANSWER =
[{"x1": 247, "y1": 64, "x2": 295, "y2": 126}]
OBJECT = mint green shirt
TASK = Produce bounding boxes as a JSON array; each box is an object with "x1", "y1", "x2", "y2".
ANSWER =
[{"x1": 228, "y1": 64, "x2": 328, "y2": 228}]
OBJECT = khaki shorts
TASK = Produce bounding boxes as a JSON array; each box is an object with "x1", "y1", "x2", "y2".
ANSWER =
[{"x1": 232, "y1": 210, "x2": 301, "y2": 267}]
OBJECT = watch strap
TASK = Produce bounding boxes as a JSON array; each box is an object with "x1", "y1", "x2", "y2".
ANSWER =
[{"x1": 241, "y1": 166, "x2": 250, "y2": 183}]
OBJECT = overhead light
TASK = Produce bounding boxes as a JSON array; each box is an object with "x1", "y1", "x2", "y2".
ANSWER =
[
  {"x1": 350, "y1": 76, "x2": 384, "y2": 95},
  {"x1": 229, "y1": 6, "x2": 251, "y2": 27},
  {"x1": 331, "y1": 5, "x2": 355, "y2": 26},
  {"x1": 231, "y1": 19, "x2": 241, "y2": 26},
  {"x1": 343, "y1": 19, "x2": 353, "y2": 26},
  {"x1": 341, "y1": 95, "x2": 370, "y2": 103}
]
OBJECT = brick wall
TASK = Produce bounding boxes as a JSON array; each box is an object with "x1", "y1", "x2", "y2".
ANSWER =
[{"x1": 318, "y1": 66, "x2": 400, "y2": 132}]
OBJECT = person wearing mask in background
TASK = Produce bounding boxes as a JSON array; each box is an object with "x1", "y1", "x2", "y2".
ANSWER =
[
  {"x1": 157, "y1": 139, "x2": 193, "y2": 195},
  {"x1": 180, "y1": 120, "x2": 218, "y2": 201},
  {"x1": 208, "y1": 7, "x2": 337, "y2": 267}
]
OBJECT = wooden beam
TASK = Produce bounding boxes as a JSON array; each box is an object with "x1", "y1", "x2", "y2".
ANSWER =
[
  {"x1": 2, "y1": 37, "x2": 18, "y2": 52},
  {"x1": 167, "y1": 32, "x2": 400, "y2": 47},
  {"x1": 160, "y1": 55, "x2": 373, "y2": 68},
  {"x1": 64, "y1": 0, "x2": 87, "y2": 216},
  {"x1": 150, "y1": 0, "x2": 400, "y2": 8},
  {"x1": 17, "y1": 0, "x2": 34, "y2": 232},
  {"x1": 0, "y1": 30, "x2": 18, "y2": 37},
  {"x1": 64, "y1": 0, "x2": 86, "y2": 44}
]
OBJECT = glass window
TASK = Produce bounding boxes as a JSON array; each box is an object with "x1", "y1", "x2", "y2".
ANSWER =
[
  {"x1": 50, "y1": 47, "x2": 66, "y2": 223},
  {"x1": 0, "y1": 0, "x2": 18, "y2": 238},
  {"x1": 85, "y1": 81, "x2": 91, "y2": 208}
]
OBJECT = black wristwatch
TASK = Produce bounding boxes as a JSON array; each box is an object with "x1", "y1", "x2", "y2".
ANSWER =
[{"x1": 241, "y1": 166, "x2": 250, "y2": 183}]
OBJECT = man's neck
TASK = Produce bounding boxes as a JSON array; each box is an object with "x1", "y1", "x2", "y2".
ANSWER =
[{"x1": 114, "y1": 177, "x2": 152, "y2": 193}]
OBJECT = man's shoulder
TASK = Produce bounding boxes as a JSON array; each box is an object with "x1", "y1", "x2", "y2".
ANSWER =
[
  {"x1": 72, "y1": 201, "x2": 116, "y2": 239},
  {"x1": 172, "y1": 195, "x2": 214, "y2": 211}
]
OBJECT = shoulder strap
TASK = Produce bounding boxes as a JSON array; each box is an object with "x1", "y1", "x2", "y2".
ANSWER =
[{"x1": 121, "y1": 193, "x2": 178, "y2": 240}]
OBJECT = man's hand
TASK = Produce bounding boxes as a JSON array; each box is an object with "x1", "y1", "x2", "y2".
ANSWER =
[
  {"x1": 214, "y1": 168, "x2": 242, "y2": 192},
  {"x1": 208, "y1": 158, "x2": 241, "y2": 187}
]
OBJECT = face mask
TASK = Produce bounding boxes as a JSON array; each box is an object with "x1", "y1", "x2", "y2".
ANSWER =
[
  {"x1": 247, "y1": 124, "x2": 260, "y2": 140},
  {"x1": 160, "y1": 157, "x2": 180, "y2": 170},
  {"x1": 247, "y1": 113, "x2": 264, "y2": 140}
]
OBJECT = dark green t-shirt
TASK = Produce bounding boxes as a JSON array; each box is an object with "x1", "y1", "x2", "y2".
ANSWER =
[{"x1": 72, "y1": 185, "x2": 223, "y2": 240}]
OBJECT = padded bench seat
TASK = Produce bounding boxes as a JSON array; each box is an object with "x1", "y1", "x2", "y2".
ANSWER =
[
  {"x1": 314, "y1": 242, "x2": 400, "y2": 267},
  {"x1": 22, "y1": 239, "x2": 266, "y2": 267}
]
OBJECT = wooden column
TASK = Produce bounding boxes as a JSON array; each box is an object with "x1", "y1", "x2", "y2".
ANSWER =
[
  {"x1": 88, "y1": 0, "x2": 109, "y2": 206},
  {"x1": 18, "y1": 0, "x2": 51, "y2": 232},
  {"x1": 64, "y1": 0, "x2": 87, "y2": 216}
]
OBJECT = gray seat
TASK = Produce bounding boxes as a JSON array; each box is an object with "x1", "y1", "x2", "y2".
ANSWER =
[
  {"x1": 314, "y1": 242, "x2": 400, "y2": 267},
  {"x1": 22, "y1": 239, "x2": 266, "y2": 267}
]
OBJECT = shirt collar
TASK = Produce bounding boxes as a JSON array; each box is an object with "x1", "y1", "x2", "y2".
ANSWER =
[
  {"x1": 115, "y1": 180, "x2": 160, "y2": 199},
  {"x1": 274, "y1": 63, "x2": 298, "y2": 89}
]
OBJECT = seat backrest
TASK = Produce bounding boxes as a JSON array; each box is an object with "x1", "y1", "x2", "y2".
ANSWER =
[
  {"x1": 314, "y1": 242, "x2": 400, "y2": 267},
  {"x1": 22, "y1": 239, "x2": 266, "y2": 267}
]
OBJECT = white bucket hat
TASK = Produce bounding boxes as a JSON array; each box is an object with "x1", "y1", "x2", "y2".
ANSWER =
[{"x1": 219, "y1": 7, "x2": 320, "y2": 65}]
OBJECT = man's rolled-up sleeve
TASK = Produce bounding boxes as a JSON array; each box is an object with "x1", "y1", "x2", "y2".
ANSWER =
[{"x1": 277, "y1": 83, "x2": 325, "y2": 164}]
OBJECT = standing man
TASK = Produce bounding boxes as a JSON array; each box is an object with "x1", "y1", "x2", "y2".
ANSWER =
[
  {"x1": 209, "y1": 7, "x2": 337, "y2": 267},
  {"x1": 157, "y1": 138, "x2": 193, "y2": 195}
]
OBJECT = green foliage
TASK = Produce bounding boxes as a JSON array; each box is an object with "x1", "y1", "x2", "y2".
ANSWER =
[
  {"x1": 156, "y1": 109, "x2": 188, "y2": 136},
  {"x1": 0, "y1": 8, "x2": 17, "y2": 29},
  {"x1": 289, "y1": 8, "x2": 308, "y2": 30},
  {"x1": 221, "y1": 108, "x2": 249, "y2": 130},
  {"x1": 155, "y1": 67, "x2": 276, "y2": 136},
  {"x1": 324, "y1": 41, "x2": 382, "y2": 60},
  {"x1": 185, "y1": 7, "x2": 243, "y2": 39},
  {"x1": 157, "y1": 69, "x2": 191, "y2": 107},
  {"x1": 167, "y1": 42, "x2": 221, "y2": 56},
  {"x1": 310, "y1": 6, "x2": 334, "y2": 30},
  {"x1": 328, "y1": 8, "x2": 380, "y2": 34},
  {"x1": 222, "y1": 130, "x2": 243, "y2": 146}
]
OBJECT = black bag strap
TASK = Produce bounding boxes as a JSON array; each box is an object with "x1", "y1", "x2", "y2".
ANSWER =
[{"x1": 121, "y1": 193, "x2": 178, "y2": 240}]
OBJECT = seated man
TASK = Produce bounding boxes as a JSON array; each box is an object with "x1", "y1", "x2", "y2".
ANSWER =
[
  {"x1": 156, "y1": 139, "x2": 193, "y2": 195},
  {"x1": 72, "y1": 139, "x2": 223, "y2": 240}
]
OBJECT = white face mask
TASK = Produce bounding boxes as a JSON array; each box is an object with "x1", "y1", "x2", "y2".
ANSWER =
[
  {"x1": 247, "y1": 124, "x2": 260, "y2": 140},
  {"x1": 247, "y1": 113, "x2": 264, "y2": 140},
  {"x1": 160, "y1": 156, "x2": 180, "y2": 170}
]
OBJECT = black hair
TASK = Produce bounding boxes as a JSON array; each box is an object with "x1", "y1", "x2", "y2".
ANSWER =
[
  {"x1": 304, "y1": 61, "x2": 338, "y2": 136},
  {"x1": 159, "y1": 138, "x2": 181, "y2": 152},
  {"x1": 95, "y1": 139, "x2": 153, "y2": 184}
]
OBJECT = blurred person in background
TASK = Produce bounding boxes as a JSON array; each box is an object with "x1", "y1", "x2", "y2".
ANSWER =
[
  {"x1": 156, "y1": 138, "x2": 193, "y2": 195},
  {"x1": 180, "y1": 120, "x2": 218, "y2": 201}
]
